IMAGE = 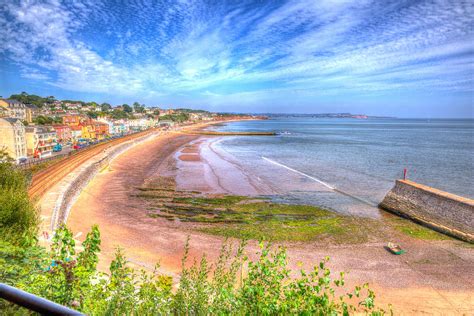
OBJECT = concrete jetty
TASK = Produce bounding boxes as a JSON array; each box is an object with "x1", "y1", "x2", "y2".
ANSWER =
[{"x1": 380, "y1": 179, "x2": 474, "y2": 243}]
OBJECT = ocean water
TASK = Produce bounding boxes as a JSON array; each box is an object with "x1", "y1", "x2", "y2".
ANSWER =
[{"x1": 210, "y1": 118, "x2": 474, "y2": 218}]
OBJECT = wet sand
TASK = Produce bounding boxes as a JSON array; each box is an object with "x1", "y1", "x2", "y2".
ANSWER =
[{"x1": 67, "y1": 131, "x2": 474, "y2": 314}]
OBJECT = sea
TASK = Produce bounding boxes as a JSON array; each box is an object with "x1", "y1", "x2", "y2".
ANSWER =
[{"x1": 209, "y1": 117, "x2": 474, "y2": 218}]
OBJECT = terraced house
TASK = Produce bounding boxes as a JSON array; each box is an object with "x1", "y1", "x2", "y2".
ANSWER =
[
  {"x1": 0, "y1": 117, "x2": 27, "y2": 162},
  {"x1": 0, "y1": 98, "x2": 27, "y2": 121},
  {"x1": 25, "y1": 125, "x2": 57, "y2": 158}
]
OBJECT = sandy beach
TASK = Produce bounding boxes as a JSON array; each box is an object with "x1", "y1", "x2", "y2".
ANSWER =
[{"x1": 66, "y1": 128, "x2": 474, "y2": 314}]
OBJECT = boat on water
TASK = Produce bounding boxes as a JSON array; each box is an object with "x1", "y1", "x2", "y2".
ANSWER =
[{"x1": 387, "y1": 242, "x2": 406, "y2": 255}]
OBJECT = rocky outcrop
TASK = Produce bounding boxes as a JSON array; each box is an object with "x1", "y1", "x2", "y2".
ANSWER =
[{"x1": 380, "y1": 180, "x2": 474, "y2": 243}]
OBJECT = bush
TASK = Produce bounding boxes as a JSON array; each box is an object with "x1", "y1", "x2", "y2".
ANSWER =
[
  {"x1": 2, "y1": 224, "x2": 388, "y2": 315},
  {"x1": 0, "y1": 162, "x2": 38, "y2": 245}
]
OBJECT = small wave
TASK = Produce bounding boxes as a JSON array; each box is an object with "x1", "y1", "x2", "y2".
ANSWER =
[{"x1": 261, "y1": 156, "x2": 377, "y2": 207}]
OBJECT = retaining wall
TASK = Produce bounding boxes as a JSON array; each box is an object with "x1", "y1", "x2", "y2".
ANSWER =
[
  {"x1": 380, "y1": 179, "x2": 474, "y2": 243},
  {"x1": 50, "y1": 133, "x2": 159, "y2": 230}
]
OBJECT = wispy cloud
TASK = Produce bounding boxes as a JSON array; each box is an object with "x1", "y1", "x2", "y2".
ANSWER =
[{"x1": 0, "y1": 0, "x2": 472, "y2": 109}]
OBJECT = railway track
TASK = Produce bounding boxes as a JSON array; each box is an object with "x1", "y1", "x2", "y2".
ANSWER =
[{"x1": 28, "y1": 129, "x2": 157, "y2": 200}]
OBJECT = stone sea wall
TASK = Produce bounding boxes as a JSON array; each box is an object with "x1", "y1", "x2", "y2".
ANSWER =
[
  {"x1": 50, "y1": 133, "x2": 159, "y2": 230},
  {"x1": 380, "y1": 179, "x2": 474, "y2": 243}
]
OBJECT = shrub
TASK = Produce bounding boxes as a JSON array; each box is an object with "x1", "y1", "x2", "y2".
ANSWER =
[
  {"x1": 2, "y1": 225, "x2": 388, "y2": 315},
  {"x1": 0, "y1": 162, "x2": 38, "y2": 246}
]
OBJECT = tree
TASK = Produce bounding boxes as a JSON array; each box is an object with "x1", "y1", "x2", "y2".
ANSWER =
[
  {"x1": 0, "y1": 147, "x2": 14, "y2": 163},
  {"x1": 122, "y1": 104, "x2": 133, "y2": 113},
  {"x1": 45, "y1": 96, "x2": 56, "y2": 104},
  {"x1": 33, "y1": 115, "x2": 54, "y2": 125},
  {"x1": 133, "y1": 102, "x2": 145, "y2": 113},
  {"x1": 9, "y1": 92, "x2": 47, "y2": 108},
  {"x1": 86, "y1": 111, "x2": 98, "y2": 119},
  {"x1": 110, "y1": 109, "x2": 129, "y2": 119},
  {"x1": 100, "y1": 103, "x2": 112, "y2": 112}
]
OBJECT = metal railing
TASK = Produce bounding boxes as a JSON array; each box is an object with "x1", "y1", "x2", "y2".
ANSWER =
[{"x1": 0, "y1": 283, "x2": 83, "y2": 315}]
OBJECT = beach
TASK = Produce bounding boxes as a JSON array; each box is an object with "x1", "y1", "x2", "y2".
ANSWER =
[{"x1": 64, "y1": 122, "x2": 474, "y2": 314}]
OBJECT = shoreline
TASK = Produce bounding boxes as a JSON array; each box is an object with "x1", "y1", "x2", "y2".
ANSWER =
[{"x1": 61, "y1": 121, "x2": 474, "y2": 314}]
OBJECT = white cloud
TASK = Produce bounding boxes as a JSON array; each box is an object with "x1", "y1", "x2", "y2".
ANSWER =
[{"x1": 0, "y1": 0, "x2": 472, "y2": 101}]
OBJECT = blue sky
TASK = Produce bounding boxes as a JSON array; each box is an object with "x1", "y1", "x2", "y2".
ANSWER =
[{"x1": 0, "y1": 0, "x2": 473, "y2": 117}]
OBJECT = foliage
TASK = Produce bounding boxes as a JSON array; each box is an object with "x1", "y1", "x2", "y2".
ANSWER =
[
  {"x1": 175, "y1": 108, "x2": 211, "y2": 114},
  {"x1": 32, "y1": 115, "x2": 62, "y2": 125},
  {"x1": 86, "y1": 111, "x2": 99, "y2": 119},
  {"x1": 0, "y1": 147, "x2": 14, "y2": 163},
  {"x1": 9, "y1": 92, "x2": 53, "y2": 108},
  {"x1": 122, "y1": 104, "x2": 133, "y2": 113},
  {"x1": 0, "y1": 162, "x2": 38, "y2": 246},
  {"x1": 133, "y1": 102, "x2": 145, "y2": 113},
  {"x1": 159, "y1": 112, "x2": 190, "y2": 123},
  {"x1": 2, "y1": 225, "x2": 387, "y2": 315},
  {"x1": 110, "y1": 109, "x2": 130, "y2": 119},
  {"x1": 100, "y1": 103, "x2": 112, "y2": 112}
]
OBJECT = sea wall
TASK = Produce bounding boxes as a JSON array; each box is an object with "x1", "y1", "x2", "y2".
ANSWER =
[
  {"x1": 50, "y1": 133, "x2": 159, "y2": 230},
  {"x1": 380, "y1": 179, "x2": 474, "y2": 243}
]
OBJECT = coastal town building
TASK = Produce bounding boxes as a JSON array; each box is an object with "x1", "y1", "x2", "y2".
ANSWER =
[
  {"x1": 62, "y1": 115, "x2": 83, "y2": 126},
  {"x1": 92, "y1": 120, "x2": 109, "y2": 140},
  {"x1": 25, "y1": 125, "x2": 57, "y2": 158},
  {"x1": 128, "y1": 118, "x2": 157, "y2": 131},
  {"x1": 0, "y1": 118, "x2": 27, "y2": 162},
  {"x1": 80, "y1": 122, "x2": 96, "y2": 140},
  {"x1": 25, "y1": 104, "x2": 40, "y2": 122},
  {"x1": 70, "y1": 125, "x2": 83, "y2": 140},
  {"x1": 52, "y1": 125, "x2": 72, "y2": 143},
  {"x1": 0, "y1": 99, "x2": 27, "y2": 120},
  {"x1": 0, "y1": 107, "x2": 8, "y2": 118},
  {"x1": 79, "y1": 119, "x2": 109, "y2": 140},
  {"x1": 0, "y1": 94, "x2": 225, "y2": 163}
]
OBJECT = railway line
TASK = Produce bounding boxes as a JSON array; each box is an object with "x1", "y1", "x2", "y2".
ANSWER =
[{"x1": 28, "y1": 128, "x2": 157, "y2": 200}]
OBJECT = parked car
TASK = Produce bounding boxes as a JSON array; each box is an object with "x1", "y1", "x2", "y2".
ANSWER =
[
  {"x1": 18, "y1": 157, "x2": 28, "y2": 164},
  {"x1": 53, "y1": 144, "x2": 62, "y2": 152}
]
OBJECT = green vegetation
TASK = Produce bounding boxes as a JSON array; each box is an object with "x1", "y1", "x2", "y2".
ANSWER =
[
  {"x1": 1, "y1": 224, "x2": 388, "y2": 314},
  {"x1": 0, "y1": 161, "x2": 389, "y2": 314},
  {"x1": 133, "y1": 101, "x2": 146, "y2": 113},
  {"x1": 389, "y1": 217, "x2": 451, "y2": 240},
  {"x1": 110, "y1": 109, "x2": 130, "y2": 119},
  {"x1": 122, "y1": 104, "x2": 133, "y2": 113},
  {"x1": 0, "y1": 162, "x2": 38, "y2": 246},
  {"x1": 100, "y1": 102, "x2": 112, "y2": 112},
  {"x1": 0, "y1": 147, "x2": 14, "y2": 163},
  {"x1": 86, "y1": 111, "x2": 99, "y2": 119},
  {"x1": 139, "y1": 186, "x2": 370, "y2": 243},
  {"x1": 160, "y1": 112, "x2": 190, "y2": 123},
  {"x1": 9, "y1": 92, "x2": 55, "y2": 108},
  {"x1": 32, "y1": 115, "x2": 63, "y2": 125},
  {"x1": 137, "y1": 180, "x2": 454, "y2": 244}
]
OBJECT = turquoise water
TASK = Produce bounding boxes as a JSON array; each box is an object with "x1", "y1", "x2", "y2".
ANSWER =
[{"x1": 212, "y1": 118, "x2": 474, "y2": 217}]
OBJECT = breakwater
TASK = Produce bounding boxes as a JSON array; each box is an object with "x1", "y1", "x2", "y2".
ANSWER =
[{"x1": 380, "y1": 179, "x2": 474, "y2": 243}]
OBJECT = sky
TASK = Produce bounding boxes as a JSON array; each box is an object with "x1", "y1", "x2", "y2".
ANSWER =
[{"x1": 0, "y1": 0, "x2": 473, "y2": 117}]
